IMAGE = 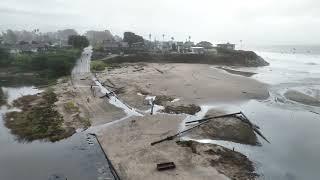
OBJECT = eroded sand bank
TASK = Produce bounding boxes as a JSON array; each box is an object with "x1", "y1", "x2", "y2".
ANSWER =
[
  {"x1": 91, "y1": 63, "x2": 268, "y2": 180},
  {"x1": 96, "y1": 63, "x2": 269, "y2": 108}
]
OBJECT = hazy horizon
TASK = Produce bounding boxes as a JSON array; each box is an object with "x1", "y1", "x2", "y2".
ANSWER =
[{"x1": 1, "y1": 0, "x2": 320, "y2": 46}]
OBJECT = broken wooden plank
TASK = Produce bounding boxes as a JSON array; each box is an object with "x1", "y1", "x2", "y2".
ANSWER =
[
  {"x1": 185, "y1": 112, "x2": 241, "y2": 124},
  {"x1": 157, "y1": 162, "x2": 176, "y2": 171}
]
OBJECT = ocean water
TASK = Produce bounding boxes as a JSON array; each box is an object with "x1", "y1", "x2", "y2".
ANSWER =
[{"x1": 206, "y1": 46, "x2": 320, "y2": 180}]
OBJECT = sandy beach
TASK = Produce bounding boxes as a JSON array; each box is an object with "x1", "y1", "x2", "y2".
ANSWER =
[
  {"x1": 51, "y1": 52, "x2": 320, "y2": 180},
  {"x1": 83, "y1": 62, "x2": 270, "y2": 179},
  {"x1": 96, "y1": 63, "x2": 269, "y2": 109},
  {"x1": 99, "y1": 114, "x2": 256, "y2": 180}
]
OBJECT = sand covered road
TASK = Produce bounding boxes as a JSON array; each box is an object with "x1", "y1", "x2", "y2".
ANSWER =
[
  {"x1": 54, "y1": 47, "x2": 126, "y2": 131},
  {"x1": 99, "y1": 114, "x2": 257, "y2": 180},
  {"x1": 93, "y1": 63, "x2": 266, "y2": 180},
  {"x1": 55, "y1": 52, "x2": 267, "y2": 180},
  {"x1": 97, "y1": 63, "x2": 269, "y2": 108}
]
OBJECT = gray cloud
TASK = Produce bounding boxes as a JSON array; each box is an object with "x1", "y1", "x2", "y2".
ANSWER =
[{"x1": 0, "y1": 0, "x2": 319, "y2": 45}]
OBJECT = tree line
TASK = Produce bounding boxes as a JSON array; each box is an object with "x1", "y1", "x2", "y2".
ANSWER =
[{"x1": 0, "y1": 47, "x2": 81, "y2": 79}]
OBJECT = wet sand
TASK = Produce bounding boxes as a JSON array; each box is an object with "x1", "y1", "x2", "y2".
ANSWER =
[
  {"x1": 99, "y1": 114, "x2": 256, "y2": 180},
  {"x1": 54, "y1": 74, "x2": 126, "y2": 130},
  {"x1": 92, "y1": 63, "x2": 267, "y2": 179},
  {"x1": 97, "y1": 63, "x2": 269, "y2": 108},
  {"x1": 217, "y1": 66, "x2": 257, "y2": 77},
  {"x1": 284, "y1": 90, "x2": 320, "y2": 107},
  {"x1": 57, "y1": 50, "x2": 269, "y2": 180}
]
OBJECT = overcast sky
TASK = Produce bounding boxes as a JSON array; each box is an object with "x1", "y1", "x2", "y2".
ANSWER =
[{"x1": 0, "y1": 0, "x2": 319, "y2": 45}]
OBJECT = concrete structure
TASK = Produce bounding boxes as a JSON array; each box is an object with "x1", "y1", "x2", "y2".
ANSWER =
[{"x1": 217, "y1": 43, "x2": 235, "y2": 50}]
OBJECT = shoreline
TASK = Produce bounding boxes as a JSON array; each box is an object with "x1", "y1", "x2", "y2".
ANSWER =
[
  {"x1": 96, "y1": 63, "x2": 269, "y2": 106},
  {"x1": 1, "y1": 55, "x2": 270, "y2": 179},
  {"x1": 90, "y1": 62, "x2": 269, "y2": 179}
]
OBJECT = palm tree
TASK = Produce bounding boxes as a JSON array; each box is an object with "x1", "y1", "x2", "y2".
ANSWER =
[
  {"x1": 162, "y1": 34, "x2": 165, "y2": 41},
  {"x1": 171, "y1": 37, "x2": 174, "y2": 41}
]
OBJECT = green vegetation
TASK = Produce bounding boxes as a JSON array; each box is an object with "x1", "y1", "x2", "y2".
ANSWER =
[
  {"x1": 0, "y1": 87, "x2": 6, "y2": 105},
  {"x1": 11, "y1": 49, "x2": 80, "y2": 78},
  {"x1": 91, "y1": 60, "x2": 108, "y2": 71},
  {"x1": 196, "y1": 41, "x2": 213, "y2": 49},
  {"x1": 5, "y1": 89, "x2": 75, "y2": 142},
  {"x1": 64, "y1": 101, "x2": 79, "y2": 113},
  {"x1": 0, "y1": 47, "x2": 81, "y2": 83},
  {"x1": 79, "y1": 117, "x2": 91, "y2": 128},
  {"x1": 68, "y1": 35, "x2": 89, "y2": 49},
  {"x1": 0, "y1": 47, "x2": 10, "y2": 66},
  {"x1": 123, "y1": 32, "x2": 144, "y2": 46}
]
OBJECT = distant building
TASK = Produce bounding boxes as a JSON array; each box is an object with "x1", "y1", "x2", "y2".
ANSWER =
[
  {"x1": 102, "y1": 40, "x2": 129, "y2": 52},
  {"x1": 85, "y1": 30, "x2": 114, "y2": 45},
  {"x1": 10, "y1": 42, "x2": 49, "y2": 54},
  {"x1": 206, "y1": 48, "x2": 218, "y2": 55},
  {"x1": 130, "y1": 42, "x2": 145, "y2": 51},
  {"x1": 119, "y1": 42, "x2": 129, "y2": 48},
  {"x1": 184, "y1": 41, "x2": 195, "y2": 48},
  {"x1": 103, "y1": 40, "x2": 120, "y2": 50},
  {"x1": 217, "y1": 43, "x2": 235, "y2": 50},
  {"x1": 190, "y1": 47, "x2": 205, "y2": 54},
  {"x1": 176, "y1": 41, "x2": 195, "y2": 53}
]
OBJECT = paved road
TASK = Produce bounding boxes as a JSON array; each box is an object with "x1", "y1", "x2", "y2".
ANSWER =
[
  {"x1": 71, "y1": 47, "x2": 126, "y2": 126},
  {"x1": 70, "y1": 47, "x2": 119, "y2": 180},
  {"x1": 72, "y1": 47, "x2": 91, "y2": 75},
  {"x1": 72, "y1": 47, "x2": 141, "y2": 126}
]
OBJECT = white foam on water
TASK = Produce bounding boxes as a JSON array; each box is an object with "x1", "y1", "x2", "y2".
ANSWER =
[
  {"x1": 2, "y1": 86, "x2": 43, "y2": 105},
  {"x1": 93, "y1": 78, "x2": 142, "y2": 117}
]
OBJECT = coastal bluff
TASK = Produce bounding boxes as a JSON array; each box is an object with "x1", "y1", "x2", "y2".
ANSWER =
[{"x1": 102, "y1": 49, "x2": 269, "y2": 67}]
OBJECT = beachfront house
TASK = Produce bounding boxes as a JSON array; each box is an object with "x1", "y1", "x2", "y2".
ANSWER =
[
  {"x1": 217, "y1": 42, "x2": 235, "y2": 50},
  {"x1": 102, "y1": 40, "x2": 129, "y2": 53},
  {"x1": 190, "y1": 47, "x2": 205, "y2": 54},
  {"x1": 9, "y1": 42, "x2": 49, "y2": 54}
]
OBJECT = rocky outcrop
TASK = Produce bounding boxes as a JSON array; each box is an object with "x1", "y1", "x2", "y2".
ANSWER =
[
  {"x1": 103, "y1": 49, "x2": 269, "y2": 67},
  {"x1": 216, "y1": 49, "x2": 269, "y2": 67}
]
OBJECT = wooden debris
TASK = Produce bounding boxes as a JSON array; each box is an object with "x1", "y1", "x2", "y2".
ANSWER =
[{"x1": 157, "y1": 162, "x2": 176, "y2": 171}]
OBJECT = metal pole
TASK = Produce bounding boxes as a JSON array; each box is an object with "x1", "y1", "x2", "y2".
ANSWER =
[{"x1": 150, "y1": 101, "x2": 155, "y2": 115}]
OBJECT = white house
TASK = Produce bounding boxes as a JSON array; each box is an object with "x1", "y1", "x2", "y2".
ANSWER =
[{"x1": 190, "y1": 47, "x2": 205, "y2": 54}]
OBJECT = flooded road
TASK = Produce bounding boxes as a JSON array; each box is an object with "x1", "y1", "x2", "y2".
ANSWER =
[{"x1": 0, "y1": 50, "x2": 116, "y2": 180}]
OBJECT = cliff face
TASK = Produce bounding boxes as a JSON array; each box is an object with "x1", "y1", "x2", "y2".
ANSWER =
[{"x1": 104, "y1": 49, "x2": 269, "y2": 67}]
